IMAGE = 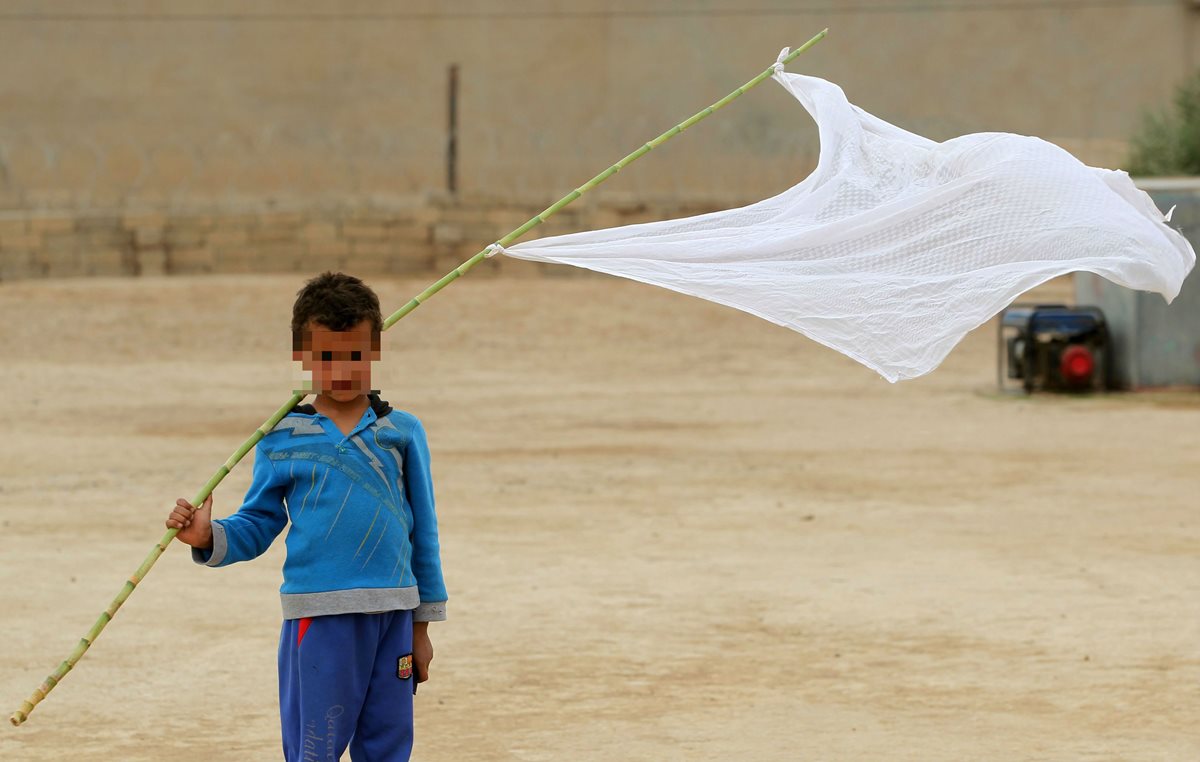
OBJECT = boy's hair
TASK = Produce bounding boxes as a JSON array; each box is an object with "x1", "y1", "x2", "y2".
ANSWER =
[{"x1": 291, "y1": 272, "x2": 383, "y2": 352}]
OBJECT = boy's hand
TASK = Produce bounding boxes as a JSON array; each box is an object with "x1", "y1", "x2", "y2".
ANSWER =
[
  {"x1": 166, "y1": 495, "x2": 214, "y2": 550},
  {"x1": 413, "y1": 622, "x2": 433, "y2": 683}
]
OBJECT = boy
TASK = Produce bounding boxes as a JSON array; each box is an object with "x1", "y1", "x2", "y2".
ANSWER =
[{"x1": 167, "y1": 271, "x2": 447, "y2": 762}]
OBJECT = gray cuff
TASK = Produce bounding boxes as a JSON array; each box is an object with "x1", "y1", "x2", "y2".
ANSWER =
[
  {"x1": 190, "y1": 522, "x2": 227, "y2": 567},
  {"x1": 413, "y1": 601, "x2": 447, "y2": 622}
]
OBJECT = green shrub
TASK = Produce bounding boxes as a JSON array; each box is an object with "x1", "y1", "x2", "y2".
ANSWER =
[{"x1": 1128, "y1": 70, "x2": 1200, "y2": 176}]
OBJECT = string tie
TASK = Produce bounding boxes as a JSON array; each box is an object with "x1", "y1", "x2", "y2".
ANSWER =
[{"x1": 772, "y1": 47, "x2": 790, "y2": 77}]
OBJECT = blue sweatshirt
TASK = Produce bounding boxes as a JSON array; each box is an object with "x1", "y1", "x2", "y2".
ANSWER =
[{"x1": 194, "y1": 395, "x2": 448, "y2": 622}]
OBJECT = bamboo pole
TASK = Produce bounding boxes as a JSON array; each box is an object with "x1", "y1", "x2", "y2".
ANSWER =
[
  {"x1": 8, "y1": 396, "x2": 302, "y2": 727},
  {"x1": 10, "y1": 29, "x2": 827, "y2": 727},
  {"x1": 382, "y1": 31, "x2": 827, "y2": 330}
]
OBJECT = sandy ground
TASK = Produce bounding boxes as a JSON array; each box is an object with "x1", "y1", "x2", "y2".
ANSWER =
[{"x1": 0, "y1": 272, "x2": 1197, "y2": 761}]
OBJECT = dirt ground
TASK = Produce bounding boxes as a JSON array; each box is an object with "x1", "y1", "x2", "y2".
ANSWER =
[{"x1": 0, "y1": 272, "x2": 1196, "y2": 761}]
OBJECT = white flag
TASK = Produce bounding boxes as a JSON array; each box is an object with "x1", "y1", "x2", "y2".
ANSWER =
[{"x1": 501, "y1": 73, "x2": 1195, "y2": 382}]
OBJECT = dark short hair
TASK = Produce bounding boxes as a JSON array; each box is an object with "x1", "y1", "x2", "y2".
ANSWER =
[{"x1": 291, "y1": 271, "x2": 383, "y2": 352}]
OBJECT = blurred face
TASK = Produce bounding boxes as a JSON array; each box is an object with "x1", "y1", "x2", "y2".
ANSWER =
[{"x1": 293, "y1": 320, "x2": 381, "y2": 403}]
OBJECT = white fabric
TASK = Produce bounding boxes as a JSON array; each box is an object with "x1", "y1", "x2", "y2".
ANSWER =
[{"x1": 502, "y1": 73, "x2": 1196, "y2": 382}]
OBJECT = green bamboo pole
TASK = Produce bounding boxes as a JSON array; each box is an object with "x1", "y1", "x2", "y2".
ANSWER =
[
  {"x1": 8, "y1": 396, "x2": 302, "y2": 727},
  {"x1": 10, "y1": 28, "x2": 826, "y2": 727},
  {"x1": 382, "y1": 30, "x2": 827, "y2": 329}
]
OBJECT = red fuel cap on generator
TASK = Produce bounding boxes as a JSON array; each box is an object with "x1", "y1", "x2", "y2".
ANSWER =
[{"x1": 1060, "y1": 344, "x2": 1095, "y2": 385}]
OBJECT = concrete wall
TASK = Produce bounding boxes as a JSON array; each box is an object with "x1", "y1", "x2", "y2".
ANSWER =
[
  {"x1": 0, "y1": 192, "x2": 720, "y2": 280},
  {"x1": 1, "y1": 1, "x2": 1198, "y2": 279},
  {"x1": 1075, "y1": 179, "x2": 1200, "y2": 389}
]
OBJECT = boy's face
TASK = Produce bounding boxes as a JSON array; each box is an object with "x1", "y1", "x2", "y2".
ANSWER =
[{"x1": 293, "y1": 320, "x2": 381, "y2": 403}]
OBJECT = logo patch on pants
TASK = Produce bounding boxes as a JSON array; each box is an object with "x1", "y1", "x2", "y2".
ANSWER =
[{"x1": 397, "y1": 654, "x2": 413, "y2": 680}]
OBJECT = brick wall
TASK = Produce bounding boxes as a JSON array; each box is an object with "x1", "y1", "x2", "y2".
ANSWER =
[{"x1": 0, "y1": 194, "x2": 723, "y2": 282}]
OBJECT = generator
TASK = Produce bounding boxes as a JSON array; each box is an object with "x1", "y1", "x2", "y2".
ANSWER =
[{"x1": 997, "y1": 304, "x2": 1110, "y2": 393}]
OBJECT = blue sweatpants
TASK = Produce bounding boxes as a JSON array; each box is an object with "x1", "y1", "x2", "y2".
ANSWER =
[{"x1": 279, "y1": 610, "x2": 415, "y2": 762}]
